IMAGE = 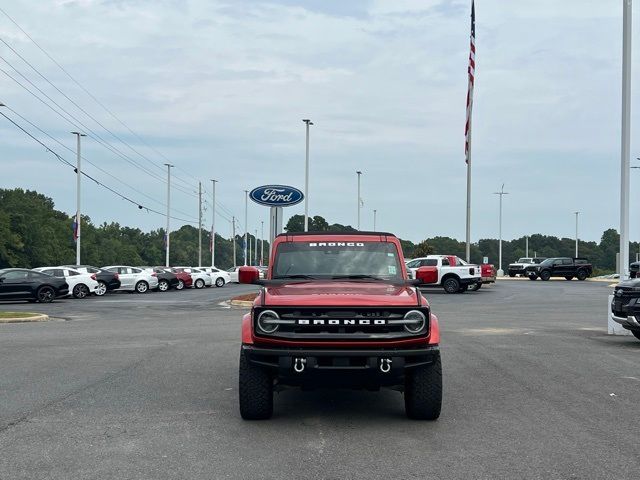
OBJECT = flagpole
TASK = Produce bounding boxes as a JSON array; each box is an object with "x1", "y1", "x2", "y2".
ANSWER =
[
  {"x1": 465, "y1": 106, "x2": 472, "y2": 262},
  {"x1": 464, "y1": 0, "x2": 475, "y2": 263}
]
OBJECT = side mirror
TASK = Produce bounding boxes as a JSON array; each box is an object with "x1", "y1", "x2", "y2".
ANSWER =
[{"x1": 238, "y1": 266, "x2": 260, "y2": 284}]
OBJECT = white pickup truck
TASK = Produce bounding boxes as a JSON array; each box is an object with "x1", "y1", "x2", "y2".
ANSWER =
[{"x1": 406, "y1": 255, "x2": 482, "y2": 293}]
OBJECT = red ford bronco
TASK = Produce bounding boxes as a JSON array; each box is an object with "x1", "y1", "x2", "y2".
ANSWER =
[{"x1": 237, "y1": 232, "x2": 442, "y2": 420}]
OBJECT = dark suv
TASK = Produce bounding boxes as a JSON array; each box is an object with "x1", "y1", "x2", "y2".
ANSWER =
[
  {"x1": 525, "y1": 257, "x2": 592, "y2": 281},
  {"x1": 611, "y1": 279, "x2": 640, "y2": 341}
]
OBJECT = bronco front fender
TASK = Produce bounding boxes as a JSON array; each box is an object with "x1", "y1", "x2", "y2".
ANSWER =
[{"x1": 241, "y1": 312, "x2": 253, "y2": 344}]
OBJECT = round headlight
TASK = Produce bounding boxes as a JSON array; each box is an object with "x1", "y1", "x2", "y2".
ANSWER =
[
  {"x1": 257, "y1": 310, "x2": 280, "y2": 334},
  {"x1": 403, "y1": 310, "x2": 426, "y2": 334}
]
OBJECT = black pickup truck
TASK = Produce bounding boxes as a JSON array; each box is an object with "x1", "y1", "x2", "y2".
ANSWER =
[{"x1": 525, "y1": 257, "x2": 592, "y2": 281}]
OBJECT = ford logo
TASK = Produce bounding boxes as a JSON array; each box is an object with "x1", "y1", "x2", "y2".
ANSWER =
[{"x1": 249, "y1": 185, "x2": 304, "y2": 207}]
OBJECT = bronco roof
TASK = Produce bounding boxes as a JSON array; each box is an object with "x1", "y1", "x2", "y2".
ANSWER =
[{"x1": 277, "y1": 231, "x2": 396, "y2": 237}]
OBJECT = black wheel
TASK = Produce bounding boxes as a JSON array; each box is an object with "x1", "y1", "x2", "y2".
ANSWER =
[
  {"x1": 528, "y1": 275, "x2": 538, "y2": 281},
  {"x1": 405, "y1": 354, "x2": 442, "y2": 420},
  {"x1": 37, "y1": 286, "x2": 55, "y2": 303},
  {"x1": 158, "y1": 279, "x2": 170, "y2": 292},
  {"x1": 469, "y1": 282, "x2": 481, "y2": 292},
  {"x1": 564, "y1": 276, "x2": 573, "y2": 281},
  {"x1": 509, "y1": 273, "x2": 516, "y2": 278},
  {"x1": 72, "y1": 283, "x2": 90, "y2": 299},
  {"x1": 631, "y1": 331, "x2": 640, "y2": 341},
  {"x1": 176, "y1": 279, "x2": 184, "y2": 290},
  {"x1": 215, "y1": 277, "x2": 225, "y2": 288},
  {"x1": 576, "y1": 269, "x2": 588, "y2": 281},
  {"x1": 239, "y1": 348, "x2": 273, "y2": 420},
  {"x1": 135, "y1": 281, "x2": 149, "y2": 293},
  {"x1": 195, "y1": 278, "x2": 205, "y2": 289},
  {"x1": 95, "y1": 281, "x2": 107, "y2": 296},
  {"x1": 539, "y1": 270, "x2": 551, "y2": 281},
  {"x1": 442, "y1": 277, "x2": 460, "y2": 294}
]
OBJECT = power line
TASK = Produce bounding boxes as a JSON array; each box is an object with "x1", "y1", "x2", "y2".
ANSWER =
[
  {"x1": 0, "y1": 110, "x2": 199, "y2": 225},
  {"x1": 0, "y1": 6, "x2": 200, "y2": 190}
]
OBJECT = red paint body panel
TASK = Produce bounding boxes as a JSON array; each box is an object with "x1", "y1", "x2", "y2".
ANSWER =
[
  {"x1": 415, "y1": 266, "x2": 438, "y2": 284},
  {"x1": 481, "y1": 264, "x2": 496, "y2": 283},
  {"x1": 173, "y1": 271, "x2": 193, "y2": 287}
]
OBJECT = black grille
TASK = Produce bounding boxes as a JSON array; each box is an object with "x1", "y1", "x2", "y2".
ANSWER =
[{"x1": 253, "y1": 307, "x2": 429, "y2": 341}]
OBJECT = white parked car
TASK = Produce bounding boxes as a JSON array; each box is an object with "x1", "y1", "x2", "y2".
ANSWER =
[
  {"x1": 102, "y1": 266, "x2": 159, "y2": 293},
  {"x1": 172, "y1": 267, "x2": 212, "y2": 289},
  {"x1": 199, "y1": 267, "x2": 231, "y2": 287},
  {"x1": 227, "y1": 266, "x2": 242, "y2": 283},
  {"x1": 33, "y1": 266, "x2": 100, "y2": 299}
]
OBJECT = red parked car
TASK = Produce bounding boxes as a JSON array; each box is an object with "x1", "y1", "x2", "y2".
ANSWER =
[
  {"x1": 167, "y1": 268, "x2": 193, "y2": 290},
  {"x1": 237, "y1": 231, "x2": 442, "y2": 421}
]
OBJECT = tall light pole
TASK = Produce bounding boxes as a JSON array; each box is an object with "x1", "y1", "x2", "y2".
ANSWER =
[
  {"x1": 71, "y1": 132, "x2": 86, "y2": 265},
  {"x1": 373, "y1": 209, "x2": 377, "y2": 231},
  {"x1": 619, "y1": 0, "x2": 632, "y2": 280},
  {"x1": 356, "y1": 170, "x2": 362, "y2": 230},
  {"x1": 303, "y1": 119, "x2": 313, "y2": 231},
  {"x1": 260, "y1": 220, "x2": 264, "y2": 266},
  {"x1": 493, "y1": 184, "x2": 509, "y2": 276},
  {"x1": 164, "y1": 163, "x2": 174, "y2": 267},
  {"x1": 244, "y1": 190, "x2": 249, "y2": 266},
  {"x1": 574, "y1": 212, "x2": 580, "y2": 257},
  {"x1": 525, "y1": 235, "x2": 529, "y2": 258},
  {"x1": 254, "y1": 229, "x2": 258, "y2": 265},
  {"x1": 210, "y1": 179, "x2": 217, "y2": 267},
  {"x1": 232, "y1": 216, "x2": 237, "y2": 267},
  {"x1": 198, "y1": 182, "x2": 202, "y2": 267}
]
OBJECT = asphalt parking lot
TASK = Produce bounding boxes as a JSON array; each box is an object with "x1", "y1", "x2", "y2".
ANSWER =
[{"x1": 1, "y1": 280, "x2": 639, "y2": 479}]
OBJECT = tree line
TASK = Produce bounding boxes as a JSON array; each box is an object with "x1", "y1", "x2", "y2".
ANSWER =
[
  {"x1": 1, "y1": 189, "x2": 635, "y2": 273},
  {"x1": 0, "y1": 188, "x2": 267, "y2": 269}
]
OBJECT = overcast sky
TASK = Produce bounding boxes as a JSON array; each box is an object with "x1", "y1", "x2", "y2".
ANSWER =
[{"x1": 1, "y1": 0, "x2": 639, "y2": 243}]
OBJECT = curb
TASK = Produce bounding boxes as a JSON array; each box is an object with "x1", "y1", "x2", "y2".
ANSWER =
[
  {"x1": 496, "y1": 277, "x2": 611, "y2": 283},
  {"x1": 0, "y1": 313, "x2": 50, "y2": 323},
  {"x1": 229, "y1": 300, "x2": 254, "y2": 307}
]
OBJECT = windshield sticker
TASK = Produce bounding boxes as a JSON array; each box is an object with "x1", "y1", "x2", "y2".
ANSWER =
[
  {"x1": 387, "y1": 253, "x2": 394, "y2": 257},
  {"x1": 308, "y1": 242, "x2": 365, "y2": 247},
  {"x1": 388, "y1": 265, "x2": 397, "y2": 275}
]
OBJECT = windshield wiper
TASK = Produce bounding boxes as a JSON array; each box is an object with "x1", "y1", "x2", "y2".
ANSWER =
[
  {"x1": 272, "y1": 274, "x2": 315, "y2": 279},
  {"x1": 330, "y1": 274, "x2": 386, "y2": 281}
]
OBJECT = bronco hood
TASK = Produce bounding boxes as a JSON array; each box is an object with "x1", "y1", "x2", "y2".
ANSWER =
[{"x1": 262, "y1": 281, "x2": 422, "y2": 307}]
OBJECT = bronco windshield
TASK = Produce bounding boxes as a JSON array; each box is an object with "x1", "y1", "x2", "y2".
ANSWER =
[{"x1": 272, "y1": 241, "x2": 403, "y2": 281}]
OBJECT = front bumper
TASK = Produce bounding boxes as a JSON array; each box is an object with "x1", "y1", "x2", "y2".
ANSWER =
[
  {"x1": 242, "y1": 344, "x2": 440, "y2": 388},
  {"x1": 611, "y1": 297, "x2": 640, "y2": 331}
]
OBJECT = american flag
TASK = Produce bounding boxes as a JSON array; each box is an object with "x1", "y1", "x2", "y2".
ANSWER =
[{"x1": 465, "y1": 0, "x2": 475, "y2": 164}]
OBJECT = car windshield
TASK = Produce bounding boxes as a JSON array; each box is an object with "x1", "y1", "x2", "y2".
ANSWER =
[
  {"x1": 272, "y1": 241, "x2": 403, "y2": 280},
  {"x1": 517, "y1": 258, "x2": 532, "y2": 263}
]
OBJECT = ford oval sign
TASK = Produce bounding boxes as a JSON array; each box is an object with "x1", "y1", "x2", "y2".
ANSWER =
[{"x1": 249, "y1": 185, "x2": 304, "y2": 207}]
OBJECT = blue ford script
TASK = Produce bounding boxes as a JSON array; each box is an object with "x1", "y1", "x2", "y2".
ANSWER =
[{"x1": 249, "y1": 185, "x2": 304, "y2": 207}]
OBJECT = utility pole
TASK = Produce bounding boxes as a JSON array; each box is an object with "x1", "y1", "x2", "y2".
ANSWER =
[
  {"x1": 303, "y1": 119, "x2": 313, "y2": 231},
  {"x1": 249, "y1": 230, "x2": 252, "y2": 266},
  {"x1": 493, "y1": 184, "x2": 509, "y2": 276},
  {"x1": 198, "y1": 182, "x2": 202, "y2": 267},
  {"x1": 71, "y1": 132, "x2": 85, "y2": 265},
  {"x1": 254, "y1": 229, "x2": 258, "y2": 265},
  {"x1": 356, "y1": 170, "x2": 362, "y2": 230},
  {"x1": 232, "y1": 216, "x2": 237, "y2": 267},
  {"x1": 619, "y1": 0, "x2": 632, "y2": 280},
  {"x1": 244, "y1": 190, "x2": 249, "y2": 266},
  {"x1": 260, "y1": 220, "x2": 264, "y2": 266},
  {"x1": 373, "y1": 209, "x2": 377, "y2": 231},
  {"x1": 210, "y1": 179, "x2": 217, "y2": 267},
  {"x1": 574, "y1": 212, "x2": 580, "y2": 257},
  {"x1": 525, "y1": 235, "x2": 529, "y2": 258},
  {"x1": 164, "y1": 163, "x2": 174, "y2": 267}
]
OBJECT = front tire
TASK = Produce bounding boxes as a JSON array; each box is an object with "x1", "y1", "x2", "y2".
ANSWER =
[
  {"x1": 195, "y1": 278, "x2": 205, "y2": 289},
  {"x1": 540, "y1": 270, "x2": 551, "y2": 281},
  {"x1": 528, "y1": 275, "x2": 538, "y2": 281},
  {"x1": 135, "y1": 281, "x2": 149, "y2": 293},
  {"x1": 158, "y1": 279, "x2": 170, "y2": 292},
  {"x1": 442, "y1": 277, "x2": 460, "y2": 294},
  {"x1": 176, "y1": 279, "x2": 184, "y2": 290},
  {"x1": 239, "y1": 349, "x2": 273, "y2": 420},
  {"x1": 509, "y1": 273, "x2": 516, "y2": 278},
  {"x1": 405, "y1": 354, "x2": 442, "y2": 420},
  {"x1": 95, "y1": 281, "x2": 107, "y2": 296},
  {"x1": 72, "y1": 284, "x2": 90, "y2": 299},
  {"x1": 215, "y1": 277, "x2": 225, "y2": 287},
  {"x1": 576, "y1": 269, "x2": 588, "y2": 281},
  {"x1": 37, "y1": 286, "x2": 55, "y2": 303}
]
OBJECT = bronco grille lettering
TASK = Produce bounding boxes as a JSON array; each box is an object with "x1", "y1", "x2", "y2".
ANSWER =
[{"x1": 296, "y1": 319, "x2": 387, "y2": 326}]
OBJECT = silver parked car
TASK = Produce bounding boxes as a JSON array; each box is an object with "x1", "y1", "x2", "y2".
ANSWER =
[{"x1": 101, "y1": 266, "x2": 159, "y2": 293}]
